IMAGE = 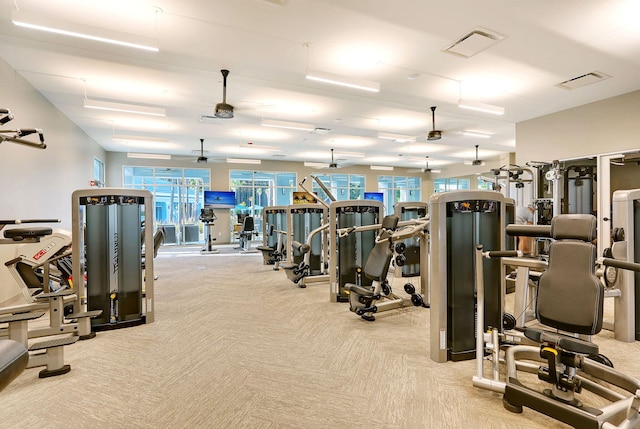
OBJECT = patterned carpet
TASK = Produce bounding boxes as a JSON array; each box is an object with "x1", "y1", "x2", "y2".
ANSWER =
[{"x1": 1, "y1": 248, "x2": 639, "y2": 428}]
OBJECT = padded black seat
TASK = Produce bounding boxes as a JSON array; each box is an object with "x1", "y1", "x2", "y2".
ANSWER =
[
  {"x1": 523, "y1": 328, "x2": 598, "y2": 356},
  {"x1": 4, "y1": 227, "x2": 52, "y2": 240}
]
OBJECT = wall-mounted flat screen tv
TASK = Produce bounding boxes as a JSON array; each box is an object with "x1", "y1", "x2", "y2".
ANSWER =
[
  {"x1": 363, "y1": 192, "x2": 384, "y2": 203},
  {"x1": 204, "y1": 191, "x2": 236, "y2": 208}
]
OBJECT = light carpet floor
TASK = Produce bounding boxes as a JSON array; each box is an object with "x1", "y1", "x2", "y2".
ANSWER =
[{"x1": 1, "y1": 246, "x2": 640, "y2": 428}]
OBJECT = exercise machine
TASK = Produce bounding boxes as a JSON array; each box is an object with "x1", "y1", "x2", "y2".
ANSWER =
[
  {"x1": 236, "y1": 216, "x2": 258, "y2": 253},
  {"x1": 609, "y1": 189, "x2": 640, "y2": 342},
  {"x1": 429, "y1": 190, "x2": 511, "y2": 362},
  {"x1": 0, "y1": 219, "x2": 101, "y2": 376},
  {"x1": 72, "y1": 188, "x2": 155, "y2": 331},
  {"x1": 346, "y1": 213, "x2": 429, "y2": 321},
  {"x1": 476, "y1": 214, "x2": 640, "y2": 429},
  {"x1": 200, "y1": 207, "x2": 218, "y2": 254},
  {"x1": 330, "y1": 199, "x2": 384, "y2": 302},
  {"x1": 257, "y1": 206, "x2": 287, "y2": 266},
  {"x1": 0, "y1": 115, "x2": 94, "y2": 377},
  {"x1": 281, "y1": 203, "x2": 328, "y2": 286},
  {"x1": 394, "y1": 202, "x2": 428, "y2": 278},
  {"x1": 0, "y1": 107, "x2": 46, "y2": 150}
]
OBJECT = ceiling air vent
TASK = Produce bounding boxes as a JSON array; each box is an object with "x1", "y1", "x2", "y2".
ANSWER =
[
  {"x1": 444, "y1": 28, "x2": 505, "y2": 58},
  {"x1": 556, "y1": 72, "x2": 611, "y2": 90}
]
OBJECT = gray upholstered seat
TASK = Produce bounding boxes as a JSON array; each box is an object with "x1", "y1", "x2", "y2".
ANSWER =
[{"x1": 523, "y1": 214, "x2": 603, "y2": 353}]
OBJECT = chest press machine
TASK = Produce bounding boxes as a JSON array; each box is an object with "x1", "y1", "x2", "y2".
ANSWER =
[
  {"x1": 475, "y1": 214, "x2": 640, "y2": 429},
  {"x1": 345, "y1": 214, "x2": 430, "y2": 321}
]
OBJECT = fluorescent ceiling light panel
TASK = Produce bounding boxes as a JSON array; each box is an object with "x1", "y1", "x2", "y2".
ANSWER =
[
  {"x1": 226, "y1": 158, "x2": 261, "y2": 164},
  {"x1": 458, "y1": 99, "x2": 505, "y2": 115},
  {"x1": 112, "y1": 134, "x2": 170, "y2": 143},
  {"x1": 85, "y1": 99, "x2": 166, "y2": 116},
  {"x1": 304, "y1": 161, "x2": 329, "y2": 168},
  {"x1": 461, "y1": 130, "x2": 491, "y2": 138},
  {"x1": 127, "y1": 152, "x2": 171, "y2": 160},
  {"x1": 305, "y1": 69, "x2": 380, "y2": 93},
  {"x1": 370, "y1": 165, "x2": 394, "y2": 171},
  {"x1": 261, "y1": 119, "x2": 315, "y2": 131},
  {"x1": 377, "y1": 132, "x2": 416, "y2": 143},
  {"x1": 12, "y1": 10, "x2": 159, "y2": 52},
  {"x1": 444, "y1": 28, "x2": 505, "y2": 58},
  {"x1": 334, "y1": 151, "x2": 365, "y2": 158}
]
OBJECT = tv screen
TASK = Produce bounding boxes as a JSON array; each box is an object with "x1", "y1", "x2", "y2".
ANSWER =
[
  {"x1": 363, "y1": 192, "x2": 384, "y2": 203},
  {"x1": 204, "y1": 191, "x2": 236, "y2": 208}
]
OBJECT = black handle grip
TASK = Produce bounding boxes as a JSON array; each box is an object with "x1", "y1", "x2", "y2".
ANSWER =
[
  {"x1": 487, "y1": 250, "x2": 520, "y2": 258},
  {"x1": 506, "y1": 224, "x2": 552, "y2": 237}
]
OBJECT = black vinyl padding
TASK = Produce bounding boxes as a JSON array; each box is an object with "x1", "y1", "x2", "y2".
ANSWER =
[{"x1": 4, "y1": 227, "x2": 52, "y2": 240}]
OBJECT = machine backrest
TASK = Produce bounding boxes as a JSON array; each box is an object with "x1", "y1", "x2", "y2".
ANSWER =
[
  {"x1": 242, "y1": 216, "x2": 255, "y2": 232},
  {"x1": 535, "y1": 214, "x2": 603, "y2": 335},
  {"x1": 363, "y1": 215, "x2": 399, "y2": 282}
]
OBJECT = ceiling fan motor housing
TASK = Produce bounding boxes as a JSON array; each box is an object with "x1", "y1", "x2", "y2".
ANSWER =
[
  {"x1": 427, "y1": 130, "x2": 442, "y2": 140},
  {"x1": 214, "y1": 69, "x2": 234, "y2": 118},
  {"x1": 215, "y1": 103, "x2": 234, "y2": 118}
]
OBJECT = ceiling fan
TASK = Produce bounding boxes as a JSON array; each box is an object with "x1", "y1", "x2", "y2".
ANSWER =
[
  {"x1": 408, "y1": 156, "x2": 441, "y2": 173},
  {"x1": 306, "y1": 148, "x2": 347, "y2": 169},
  {"x1": 174, "y1": 138, "x2": 224, "y2": 164},
  {"x1": 201, "y1": 69, "x2": 234, "y2": 121},
  {"x1": 427, "y1": 106, "x2": 442, "y2": 141},
  {"x1": 464, "y1": 144, "x2": 485, "y2": 166}
]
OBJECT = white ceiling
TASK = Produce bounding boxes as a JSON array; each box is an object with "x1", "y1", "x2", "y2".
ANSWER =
[{"x1": 0, "y1": 0, "x2": 639, "y2": 169}]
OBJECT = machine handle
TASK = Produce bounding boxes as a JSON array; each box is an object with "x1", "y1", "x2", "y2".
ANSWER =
[
  {"x1": 506, "y1": 224, "x2": 552, "y2": 237},
  {"x1": 485, "y1": 250, "x2": 521, "y2": 258},
  {"x1": 291, "y1": 241, "x2": 310, "y2": 254},
  {"x1": 600, "y1": 257, "x2": 640, "y2": 273}
]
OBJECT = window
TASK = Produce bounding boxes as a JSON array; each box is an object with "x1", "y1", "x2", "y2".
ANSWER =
[
  {"x1": 230, "y1": 170, "x2": 297, "y2": 239},
  {"x1": 93, "y1": 158, "x2": 105, "y2": 187},
  {"x1": 378, "y1": 176, "x2": 422, "y2": 215},
  {"x1": 433, "y1": 178, "x2": 470, "y2": 193},
  {"x1": 123, "y1": 166, "x2": 210, "y2": 244},
  {"x1": 311, "y1": 173, "x2": 365, "y2": 202}
]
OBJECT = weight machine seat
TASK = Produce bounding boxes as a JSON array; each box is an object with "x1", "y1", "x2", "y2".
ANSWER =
[
  {"x1": 523, "y1": 329, "x2": 598, "y2": 356},
  {"x1": 4, "y1": 227, "x2": 52, "y2": 240},
  {"x1": 0, "y1": 339, "x2": 28, "y2": 392},
  {"x1": 504, "y1": 214, "x2": 610, "y2": 424},
  {"x1": 347, "y1": 215, "x2": 399, "y2": 298},
  {"x1": 348, "y1": 239, "x2": 395, "y2": 298}
]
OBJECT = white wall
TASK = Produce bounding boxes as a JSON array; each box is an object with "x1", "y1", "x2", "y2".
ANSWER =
[
  {"x1": 516, "y1": 90, "x2": 640, "y2": 164},
  {"x1": 0, "y1": 58, "x2": 106, "y2": 230}
]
